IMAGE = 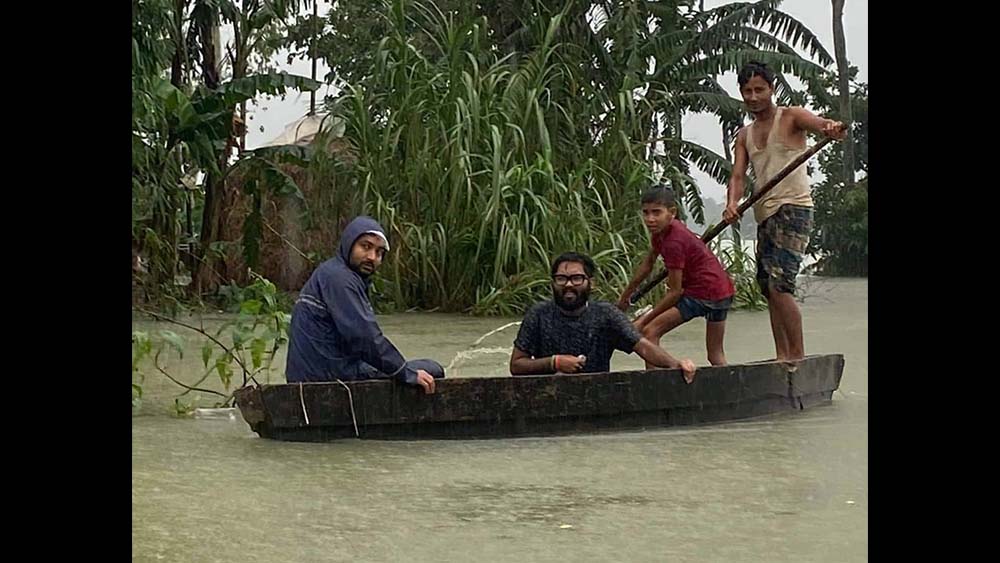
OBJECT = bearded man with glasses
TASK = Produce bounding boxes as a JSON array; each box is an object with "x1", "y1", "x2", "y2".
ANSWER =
[{"x1": 509, "y1": 252, "x2": 696, "y2": 382}]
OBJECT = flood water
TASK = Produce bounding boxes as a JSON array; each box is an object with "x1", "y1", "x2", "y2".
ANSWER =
[{"x1": 132, "y1": 277, "x2": 867, "y2": 562}]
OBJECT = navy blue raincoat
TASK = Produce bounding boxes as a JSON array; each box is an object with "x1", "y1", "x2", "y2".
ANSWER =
[{"x1": 285, "y1": 216, "x2": 443, "y2": 384}]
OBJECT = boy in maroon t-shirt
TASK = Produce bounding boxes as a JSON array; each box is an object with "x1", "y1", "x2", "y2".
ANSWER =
[{"x1": 617, "y1": 186, "x2": 735, "y2": 366}]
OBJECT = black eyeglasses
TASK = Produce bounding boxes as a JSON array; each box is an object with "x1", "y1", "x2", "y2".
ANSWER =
[{"x1": 552, "y1": 274, "x2": 590, "y2": 286}]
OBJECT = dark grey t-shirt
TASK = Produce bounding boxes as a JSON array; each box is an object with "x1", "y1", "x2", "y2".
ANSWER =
[{"x1": 513, "y1": 301, "x2": 643, "y2": 373}]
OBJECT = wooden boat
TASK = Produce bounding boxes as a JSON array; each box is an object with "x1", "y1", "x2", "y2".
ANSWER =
[{"x1": 233, "y1": 354, "x2": 844, "y2": 441}]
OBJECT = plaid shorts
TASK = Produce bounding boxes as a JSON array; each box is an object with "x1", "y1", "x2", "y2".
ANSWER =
[{"x1": 756, "y1": 204, "x2": 813, "y2": 296}]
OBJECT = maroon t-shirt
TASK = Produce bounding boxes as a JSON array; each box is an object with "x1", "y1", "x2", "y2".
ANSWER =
[{"x1": 652, "y1": 219, "x2": 735, "y2": 301}]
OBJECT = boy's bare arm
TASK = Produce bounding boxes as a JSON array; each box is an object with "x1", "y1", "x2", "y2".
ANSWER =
[
  {"x1": 636, "y1": 268, "x2": 684, "y2": 329},
  {"x1": 617, "y1": 249, "x2": 658, "y2": 310}
]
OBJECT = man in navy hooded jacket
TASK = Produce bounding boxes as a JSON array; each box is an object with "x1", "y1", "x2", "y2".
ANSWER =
[{"x1": 285, "y1": 216, "x2": 444, "y2": 394}]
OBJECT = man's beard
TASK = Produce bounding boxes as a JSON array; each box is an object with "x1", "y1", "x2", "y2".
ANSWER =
[
  {"x1": 350, "y1": 259, "x2": 375, "y2": 277},
  {"x1": 554, "y1": 286, "x2": 590, "y2": 311}
]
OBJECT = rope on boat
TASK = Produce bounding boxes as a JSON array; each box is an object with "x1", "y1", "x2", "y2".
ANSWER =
[
  {"x1": 336, "y1": 379, "x2": 360, "y2": 438},
  {"x1": 299, "y1": 382, "x2": 310, "y2": 426}
]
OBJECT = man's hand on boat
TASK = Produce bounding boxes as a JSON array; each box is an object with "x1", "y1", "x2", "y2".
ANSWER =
[
  {"x1": 415, "y1": 369, "x2": 436, "y2": 394},
  {"x1": 634, "y1": 337, "x2": 697, "y2": 383},
  {"x1": 678, "y1": 359, "x2": 697, "y2": 384}
]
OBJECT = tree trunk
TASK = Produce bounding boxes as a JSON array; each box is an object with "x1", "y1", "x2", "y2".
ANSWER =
[
  {"x1": 194, "y1": 15, "x2": 227, "y2": 294},
  {"x1": 832, "y1": 0, "x2": 854, "y2": 187},
  {"x1": 309, "y1": 0, "x2": 318, "y2": 115},
  {"x1": 169, "y1": 0, "x2": 188, "y2": 88}
]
